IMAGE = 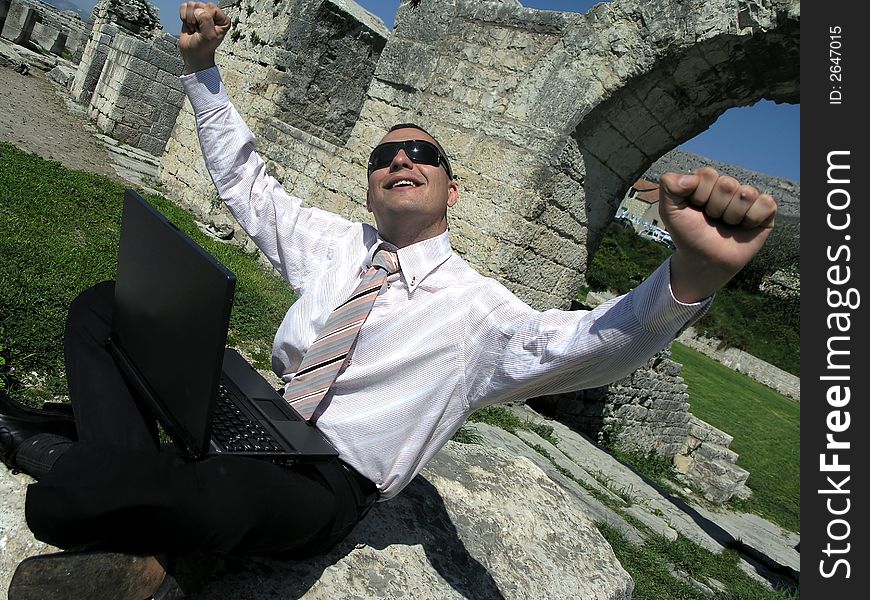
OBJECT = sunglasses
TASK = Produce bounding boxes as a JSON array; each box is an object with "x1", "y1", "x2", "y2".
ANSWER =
[{"x1": 367, "y1": 140, "x2": 454, "y2": 180}]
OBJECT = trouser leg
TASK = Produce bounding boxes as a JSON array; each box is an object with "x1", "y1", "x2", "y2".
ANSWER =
[{"x1": 26, "y1": 443, "x2": 362, "y2": 557}]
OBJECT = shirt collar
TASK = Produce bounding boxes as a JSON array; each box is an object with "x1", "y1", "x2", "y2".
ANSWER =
[{"x1": 364, "y1": 229, "x2": 453, "y2": 295}]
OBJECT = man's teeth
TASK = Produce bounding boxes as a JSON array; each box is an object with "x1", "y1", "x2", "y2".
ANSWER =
[{"x1": 391, "y1": 180, "x2": 417, "y2": 188}]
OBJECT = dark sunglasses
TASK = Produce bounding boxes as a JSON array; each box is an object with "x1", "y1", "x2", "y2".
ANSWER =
[{"x1": 367, "y1": 140, "x2": 454, "y2": 180}]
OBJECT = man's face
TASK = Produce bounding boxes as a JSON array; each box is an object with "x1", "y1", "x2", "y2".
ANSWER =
[{"x1": 366, "y1": 128, "x2": 459, "y2": 241}]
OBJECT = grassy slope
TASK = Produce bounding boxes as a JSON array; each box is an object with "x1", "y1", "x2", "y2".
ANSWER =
[
  {"x1": 0, "y1": 142, "x2": 295, "y2": 399},
  {"x1": 671, "y1": 343, "x2": 800, "y2": 533}
]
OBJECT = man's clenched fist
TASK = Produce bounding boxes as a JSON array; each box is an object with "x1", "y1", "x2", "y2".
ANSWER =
[
  {"x1": 179, "y1": 2, "x2": 231, "y2": 74},
  {"x1": 658, "y1": 167, "x2": 777, "y2": 303}
]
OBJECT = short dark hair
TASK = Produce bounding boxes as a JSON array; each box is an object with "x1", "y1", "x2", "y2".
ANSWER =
[{"x1": 388, "y1": 123, "x2": 448, "y2": 157}]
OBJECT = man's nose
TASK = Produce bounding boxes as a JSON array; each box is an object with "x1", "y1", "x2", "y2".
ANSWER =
[{"x1": 389, "y1": 149, "x2": 413, "y2": 171}]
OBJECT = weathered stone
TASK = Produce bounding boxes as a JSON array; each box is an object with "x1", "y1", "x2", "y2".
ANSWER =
[
  {"x1": 0, "y1": 471, "x2": 61, "y2": 594},
  {"x1": 82, "y1": 27, "x2": 184, "y2": 157},
  {"x1": 0, "y1": 2, "x2": 38, "y2": 46},
  {"x1": 1, "y1": 441, "x2": 635, "y2": 599},
  {"x1": 70, "y1": 0, "x2": 162, "y2": 104},
  {"x1": 530, "y1": 345, "x2": 753, "y2": 503},
  {"x1": 48, "y1": 62, "x2": 75, "y2": 86}
]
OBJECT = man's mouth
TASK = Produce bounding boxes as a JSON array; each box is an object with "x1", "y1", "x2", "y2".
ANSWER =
[{"x1": 387, "y1": 179, "x2": 422, "y2": 189}]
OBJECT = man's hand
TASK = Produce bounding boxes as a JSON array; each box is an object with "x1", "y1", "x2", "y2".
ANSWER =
[
  {"x1": 658, "y1": 167, "x2": 777, "y2": 303},
  {"x1": 179, "y1": 2, "x2": 231, "y2": 75}
]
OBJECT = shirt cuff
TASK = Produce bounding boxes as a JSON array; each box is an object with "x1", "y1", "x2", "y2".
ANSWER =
[
  {"x1": 180, "y1": 66, "x2": 228, "y2": 115},
  {"x1": 630, "y1": 257, "x2": 712, "y2": 336}
]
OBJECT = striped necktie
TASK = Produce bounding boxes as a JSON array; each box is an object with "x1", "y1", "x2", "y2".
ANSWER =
[{"x1": 285, "y1": 247, "x2": 400, "y2": 421}]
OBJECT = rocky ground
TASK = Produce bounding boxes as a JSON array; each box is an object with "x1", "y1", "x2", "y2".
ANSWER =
[
  {"x1": 0, "y1": 39, "x2": 160, "y2": 191},
  {"x1": 0, "y1": 54, "x2": 115, "y2": 177},
  {"x1": 0, "y1": 43, "x2": 800, "y2": 599},
  {"x1": 1, "y1": 404, "x2": 800, "y2": 598}
]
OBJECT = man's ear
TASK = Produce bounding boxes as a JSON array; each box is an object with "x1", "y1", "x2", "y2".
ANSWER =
[
  {"x1": 447, "y1": 181, "x2": 459, "y2": 208},
  {"x1": 366, "y1": 188, "x2": 373, "y2": 213}
]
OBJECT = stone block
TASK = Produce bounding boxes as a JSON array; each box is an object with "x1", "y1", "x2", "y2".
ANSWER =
[
  {"x1": 139, "y1": 133, "x2": 167, "y2": 156},
  {"x1": 127, "y1": 55, "x2": 157, "y2": 79},
  {"x1": 166, "y1": 88, "x2": 185, "y2": 107},
  {"x1": 1, "y1": 3, "x2": 37, "y2": 45},
  {"x1": 147, "y1": 48, "x2": 183, "y2": 76},
  {"x1": 152, "y1": 33, "x2": 180, "y2": 56},
  {"x1": 374, "y1": 38, "x2": 436, "y2": 91}
]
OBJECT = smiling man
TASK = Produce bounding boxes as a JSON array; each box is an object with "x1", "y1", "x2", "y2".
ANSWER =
[
  {"x1": 1, "y1": 2, "x2": 777, "y2": 596},
  {"x1": 365, "y1": 128, "x2": 459, "y2": 247}
]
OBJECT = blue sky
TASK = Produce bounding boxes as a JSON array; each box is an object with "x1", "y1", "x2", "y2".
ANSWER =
[{"x1": 152, "y1": 0, "x2": 799, "y2": 181}]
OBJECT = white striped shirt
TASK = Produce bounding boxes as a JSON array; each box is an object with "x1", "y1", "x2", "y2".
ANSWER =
[{"x1": 182, "y1": 68, "x2": 709, "y2": 500}]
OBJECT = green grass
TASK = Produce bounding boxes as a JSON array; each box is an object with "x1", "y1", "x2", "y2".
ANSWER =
[
  {"x1": 0, "y1": 142, "x2": 295, "y2": 400},
  {"x1": 466, "y1": 404, "x2": 559, "y2": 445},
  {"x1": 696, "y1": 288, "x2": 799, "y2": 376},
  {"x1": 598, "y1": 523, "x2": 797, "y2": 600},
  {"x1": 671, "y1": 342, "x2": 800, "y2": 533},
  {"x1": 586, "y1": 223, "x2": 672, "y2": 294}
]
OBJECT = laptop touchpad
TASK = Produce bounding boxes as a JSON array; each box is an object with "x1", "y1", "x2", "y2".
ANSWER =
[{"x1": 254, "y1": 399, "x2": 290, "y2": 421}]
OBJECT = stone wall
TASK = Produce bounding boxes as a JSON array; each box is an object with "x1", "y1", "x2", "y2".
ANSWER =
[
  {"x1": 0, "y1": 0, "x2": 38, "y2": 46},
  {"x1": 88, "y1": 32, "x2": 184, "y2": 155},
  {"x1": 676, "y1": 415, "x2": 751, "y2": 503},
  {"x1": 21, "y1": 0, "x2": 88, "y2": 57},
  {"x1": 529, "y1": 347, "x2": 751, "y2": 503},
  {"x1": 677, "y1": 326, "x2": 800, "y2": 402},
  {"x1": 70, "y1": 0, "x2": 161, "y2": 103},
  {"x1": 159, "y1": 0, "x2": 799, "y2": 311}
]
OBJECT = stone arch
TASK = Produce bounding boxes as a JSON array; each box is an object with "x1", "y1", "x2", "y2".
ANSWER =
[
  {"x1": 159, "y1": 0, "x2": 800, "y2": 310},
  {"x1": 349, "y1": 0, "x2": 802, "y2": 309},
  {"x1": 571, "y1": 22, "x2": 800, "y2": 260}
]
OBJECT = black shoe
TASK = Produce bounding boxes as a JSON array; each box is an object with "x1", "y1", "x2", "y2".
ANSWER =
[
  {"x1": 0, "y1": 413, "x2": 77, "y2": 471},
  {"x1": 0, "y1": 390, "x2": 76, "y2": 421},
  {"x1": 8, "y1": 551, "x2": 174, "y2": 600}
]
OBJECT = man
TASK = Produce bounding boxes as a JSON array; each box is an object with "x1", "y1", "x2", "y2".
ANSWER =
[{"x1": 0, "y1": 2, "x2": 776, "y2": 596}]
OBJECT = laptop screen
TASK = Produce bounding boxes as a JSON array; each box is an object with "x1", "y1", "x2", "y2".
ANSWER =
[{"x1": 112, "y1": 190, "x2": 236, "y2": 454}]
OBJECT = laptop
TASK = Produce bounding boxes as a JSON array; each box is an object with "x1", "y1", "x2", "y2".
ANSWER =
[{"x1": 106, "y1": 189, "x2": 338, "y2": 462}]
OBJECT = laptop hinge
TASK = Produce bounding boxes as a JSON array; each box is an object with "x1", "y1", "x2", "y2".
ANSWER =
[{"x1": 105, "y1": 336, "x2": 204, "y2": 460}]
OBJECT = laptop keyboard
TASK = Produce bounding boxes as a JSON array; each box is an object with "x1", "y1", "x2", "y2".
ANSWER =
[{"x1": 211, "y1": 384, "x2": 284, "y2": 453}]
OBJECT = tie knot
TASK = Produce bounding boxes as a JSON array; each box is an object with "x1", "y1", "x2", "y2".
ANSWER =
[{"x1": 372, "y1": 248, "x2": 400, "y2": 275}]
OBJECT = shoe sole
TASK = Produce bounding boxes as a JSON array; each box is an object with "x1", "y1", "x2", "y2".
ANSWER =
[{"x1": 9, "y1": 552, "x2": 166, "y2": 600}]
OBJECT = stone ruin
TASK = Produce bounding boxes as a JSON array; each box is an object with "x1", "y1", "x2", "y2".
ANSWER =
[
  {"x1": 68, "y1": 0, "x2": 189, "y2": 155},
  {"x1": 71, "y1": 0, "x2": 164, "y2": 102},
  {"x1": 529, "y1": 348, "x2": 753, "y2": 503},
  {"x1": 1, "y1": 0, "x2": 90, "y2": 58},
  {"x1": 6, "y1": 0, "x2": 799, "y2": 503}
]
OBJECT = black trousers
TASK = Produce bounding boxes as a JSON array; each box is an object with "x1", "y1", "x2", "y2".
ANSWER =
[{"x1": 25, "y1": 282, "x2": 375, "y2": 557}]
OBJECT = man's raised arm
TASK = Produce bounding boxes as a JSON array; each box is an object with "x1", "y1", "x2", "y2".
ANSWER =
[{"x1": 175, "y1": 2, "x2": 357, "y2": 293}]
